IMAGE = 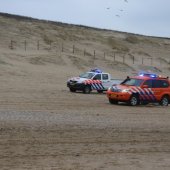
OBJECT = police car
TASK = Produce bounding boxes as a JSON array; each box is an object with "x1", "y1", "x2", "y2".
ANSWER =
[
  {"x1": 107, "y1": 73, "x2": 170, "y2": 106},
  {"x1": 67, "y1": 68, "x2": 122, "y2": 94}
]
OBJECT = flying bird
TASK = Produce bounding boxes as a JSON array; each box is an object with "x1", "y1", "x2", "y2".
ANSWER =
[
  {"x1": 107, "y1": 7, "x2": 110, "y2": 10},
  {"x1": 115, "y1": 15, "x2": 120, "y2": 17},
  {"x1": 124, "y1": 0, "x2": 128, "y2": 2}
]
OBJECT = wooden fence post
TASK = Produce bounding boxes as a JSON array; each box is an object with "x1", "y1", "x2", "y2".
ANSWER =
[
  {"x1": 73, "y1": 45, "x2": 75, "y2": 54},
  {"x1": 24, "y1": 40, "x2": 27, "y2": 51},
  {"x1": 123, "y1": 54, "x2": 125, "y2": 63},
  {"x1": 37, "y1": 41, "x2": 39, "y2": 50},
  {"x1": 151, "y1": 58, "x2": 153, "y2": 65},
  {"x1": 132, "y1": 55, "x2": 134, "y2": 64},
  {"x1": 49, "y1": 41, "x2": 52, "y2": 50},
  {"x1": 84, "y1": 49, "x2": 86, "y2": 56},
  {"x1": 62, "y1": 43, "x2": 64, "y2": 52},
  {"x1": 10, "y1": 40, "x2": 14, "y2": 50},
  {"x1": 114, "y1": 52, "x2": 115, "y2": 61}
]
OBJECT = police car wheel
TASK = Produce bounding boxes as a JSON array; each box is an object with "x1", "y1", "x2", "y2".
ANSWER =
[
  {"x1": 160, "y1": 96, "x2": 169, "y2": 106},
  {"x1": 109, "y1": 98, "x2": 118, "y2": 104},
  {"x1": 129, "y1": 95, "x2": 139, "y2": 106},
  {"x1": 141, "y1": 101, "x2": 149, "y2": 105},
  {"x1": 97, "y1": 90, "x2": 103, "y2": 93},
  {"x1": 83, "y1": 86, "x2": 91, "y2": 94},
  {"x1": 69, "y1": 88, "x2": 76, "y2": 92}
]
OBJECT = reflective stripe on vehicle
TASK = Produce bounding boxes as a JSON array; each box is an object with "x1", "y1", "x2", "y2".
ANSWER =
[
  {"x1": 84, "y1": 80, "x2": 105, "y2": 90},
  {"x1": 129, "y1": 87, "x2": 157, "y2": 102}
]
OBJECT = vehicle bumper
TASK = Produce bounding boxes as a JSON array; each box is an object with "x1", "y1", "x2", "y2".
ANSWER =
[
  {"x1": 106, "y1": 90, "x2": 131, "y2": 102},
  {"x1": 67, "y1": 82, "x2": 86, "y2": 91}
]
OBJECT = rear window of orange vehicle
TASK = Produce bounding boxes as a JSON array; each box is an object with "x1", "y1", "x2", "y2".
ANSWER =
[
  {"x1": 152, "y1": 80, "x2": 169, "y2": 88},
  {"x1": 144, "y1": 79, "x2": 169, "y2": 88}
]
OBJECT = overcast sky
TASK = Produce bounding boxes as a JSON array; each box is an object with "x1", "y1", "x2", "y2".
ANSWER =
[{"x1": 0, "y1": 0, "x2": 170, "y2": 38}]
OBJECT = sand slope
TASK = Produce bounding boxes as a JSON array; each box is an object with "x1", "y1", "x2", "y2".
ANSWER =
[{"x1": 0, "y1": 13, "x2": 170, "y2": 170}]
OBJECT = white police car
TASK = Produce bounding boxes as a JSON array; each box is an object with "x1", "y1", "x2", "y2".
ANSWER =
[{"x1": 67, "y1": 68, "x2": 122, "y2": 94}]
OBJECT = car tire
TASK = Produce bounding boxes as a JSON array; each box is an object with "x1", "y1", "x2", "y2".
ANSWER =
[
  {"x1": 159, "y1": 95, "x2": 169, "y2": 106},
  {"x1": 128, "y1": 95, "x2": 139, "y2": 106},
  {"x1": 83, "y1": 85, "x2": 91, "y2": 94},
  {"x1": 70, "y1": 88, "x2": 76, "y2": 92},
  {"x1": 109, "y1": 98, "x2": 118, "y2": 104},
  {"x1": 141, "y1": 101, "x2": 149, "y2": 105},
  {"x1": 97, "y1": 90, "x2": 103, "y2": 93}
]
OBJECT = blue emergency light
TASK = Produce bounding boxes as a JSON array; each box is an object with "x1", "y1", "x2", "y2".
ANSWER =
[
  {"x1": 139, "y1": 72, "x2": 158, "y2": 78},
  {"x1": 139, "y1": 73, "x2": 144, "y2": 76},
  {"x1": 90, "y1": 68, "x2": 103, "y2": 73},
  {"x1": 150, "y1": 74, "x2": 157, "y2": 78}
]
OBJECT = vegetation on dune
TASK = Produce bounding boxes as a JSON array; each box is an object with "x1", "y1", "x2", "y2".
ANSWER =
[
  {"x1": 107, "y1": 37, "x2": 129, "y2": 52},
  {"x1": 0, "y1": 12, "x2": 170, "y2": 74},
  {"x1": 125, "y1": 35, "x2": 139, "y2": 44}
]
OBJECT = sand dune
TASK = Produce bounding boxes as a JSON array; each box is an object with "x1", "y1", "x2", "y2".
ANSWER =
[{"x1": 0, "y1": 13, "x2": 170, "y2": 170}]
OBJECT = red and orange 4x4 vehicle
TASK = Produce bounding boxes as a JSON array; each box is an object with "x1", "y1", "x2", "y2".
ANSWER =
[{"x1": 107, "y1": 73, "x2": 170, "y2": 106}]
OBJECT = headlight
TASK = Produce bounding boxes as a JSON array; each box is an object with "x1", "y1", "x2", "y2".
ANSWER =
[
  {"x1": 110, "y1": 86, "x2": 122, "y2": 92},
  {"x1": 108, "y1": 87, "x2": 111, "y2": 91},
  {"x1": 122, "y1": 89, "x2": 130, "y2": 93}
]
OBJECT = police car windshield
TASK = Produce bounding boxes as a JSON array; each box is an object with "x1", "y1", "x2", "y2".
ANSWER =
[
  {"x1": 121, "y1": 78, "x2": 143, "y2": 86},
  {"x1": 79, "y1": 72, "x2": 95, "y2": 79}
]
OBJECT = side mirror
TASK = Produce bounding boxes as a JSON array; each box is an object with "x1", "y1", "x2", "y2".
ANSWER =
[{"x1": 142, "y1": 85, "x2": 148, "y2": 88}]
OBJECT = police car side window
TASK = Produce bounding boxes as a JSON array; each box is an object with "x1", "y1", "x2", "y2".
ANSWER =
[
  {"x1": 102, "y1": 74, "x2": 109, "y2": 80},
  {"x1": 93, "y1": 74, "x2": 101, "y2": 80}
]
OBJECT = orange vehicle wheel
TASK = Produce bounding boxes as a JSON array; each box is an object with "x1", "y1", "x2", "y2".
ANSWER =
[
  {"x1": 109, "y1": 98, "x2": 118, "y2": 104},
  {"x1": 128, "y1": 95, "x2": 139, "y2": 106},
  {"x1": 159, "y1": 95, "x2": 169, "y2": 106}
]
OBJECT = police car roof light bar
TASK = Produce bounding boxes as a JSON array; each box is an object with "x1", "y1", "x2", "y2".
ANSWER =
[
  {"x1": 90, "y1": 68, "x2": 103, "y2": 73},
  {"x1": 138, "y1": 72, "x2": 158, "y2": 78}
]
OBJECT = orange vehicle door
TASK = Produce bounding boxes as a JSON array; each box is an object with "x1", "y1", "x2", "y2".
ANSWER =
[
  {"x1": 142, "y1": 79, "x2": 157, "y2": 102},
  {"x1": 151, "y1": 80, "x2": 170, "y2": 101}
]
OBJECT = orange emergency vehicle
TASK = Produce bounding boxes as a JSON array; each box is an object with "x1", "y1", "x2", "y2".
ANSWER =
[{"x1": 107, "y1": 73, "x2": 170, "y2": 106}]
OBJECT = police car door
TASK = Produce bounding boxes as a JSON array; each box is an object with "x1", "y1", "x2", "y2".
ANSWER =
[
  {"x1": 92, "y1": 74, "x2": 104, "y2": 90},
  {"x1": 101, "y1": 73, "x2": 110, "y2": 89}
]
